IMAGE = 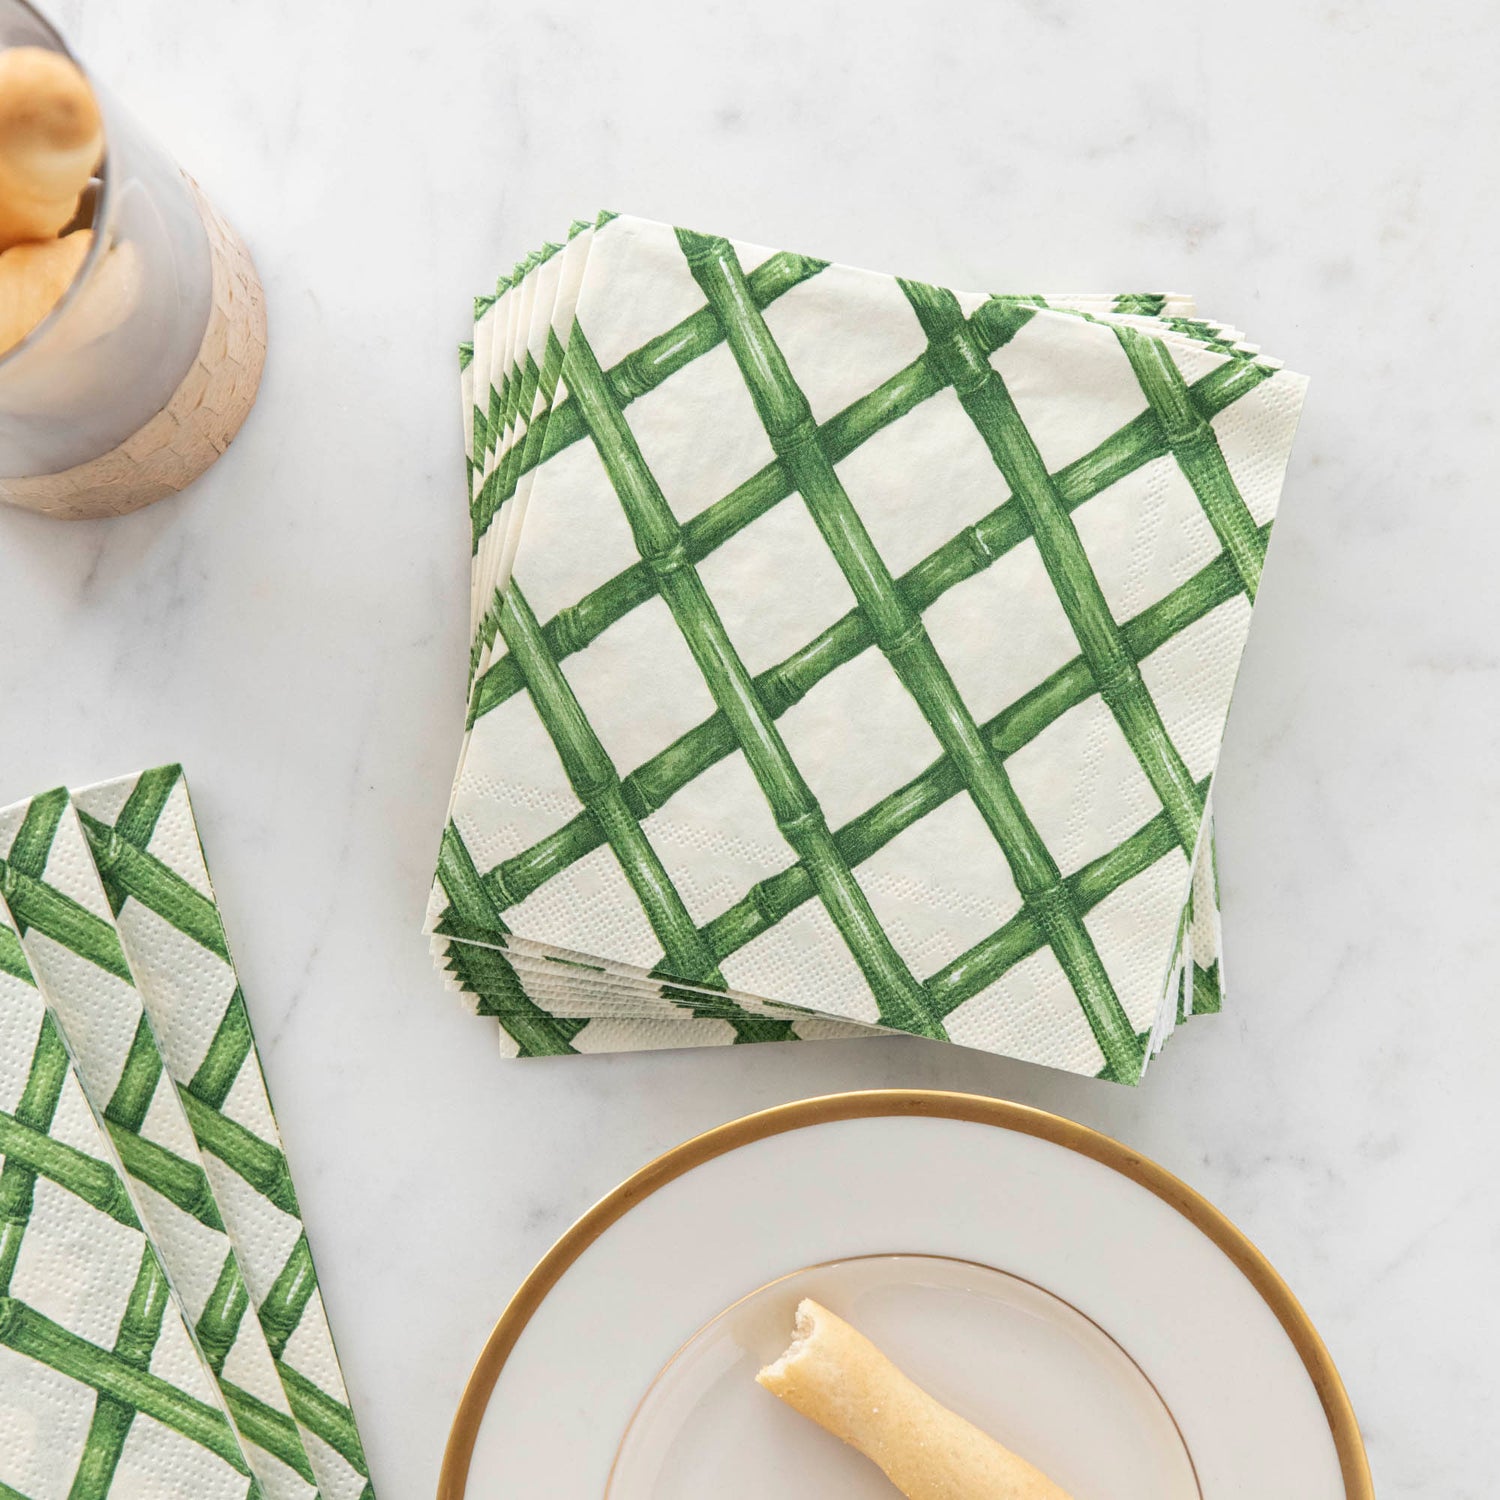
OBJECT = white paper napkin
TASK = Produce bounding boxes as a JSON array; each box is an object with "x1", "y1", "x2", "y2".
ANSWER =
[
  {"x1": 428, "y1": 212, "x2": 1305, "y2": 1081},
  {"x1": 0, "y1": 790, "x2": 317, "y2": 1498},
  {"x1": 72, "y1": 767, "x2": 374, "y2": 1500},
  {"x1": 0, "y1": 910, "x2": 257, "y2": 1499},
  {"x1": 0, "y1": 773, "x2": 375, "y2": 1497}
]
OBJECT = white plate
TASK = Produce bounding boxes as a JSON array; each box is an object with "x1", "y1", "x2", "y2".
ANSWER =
[{"x1": 440, "y1": 1092, "x2": 1369, "y2": 1499}]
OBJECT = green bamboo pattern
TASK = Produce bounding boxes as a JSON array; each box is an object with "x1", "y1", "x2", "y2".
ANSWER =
[
  {"x1": 5, "y1": 792, "x2": 69, "y2": 882},
  {"x1": 218, "y1": 1385, "x2": 313, "y2": 1482},
  {"x1": 466, "y1": 336, "x2": 1269, "y2": 728},
  {"x1": 472, "y1": 504, "x2": 1264, "y2": 930},
  {"x1": 899, "y1": 279, "x2": 1205, "y2": 863},
  {"x1": 0, "y1": 1111, "x2": 141, "y2": 1230},
  {"x1": 681, "y1": 232, "x2": 1141, "y2": 1067},
  {"x1": 477, "y1": 242, "x2": 556, "y2": 542},
  {"x1": 0, "y1": 924, "x2": 29, "y2": 986},
  {"x1": 443, "y1": 945, "x2": 815, "y2": 1055},
  {"x1": 1160, "y1": 317, "x2": 1246, "y2": 358},
  {"x1": 275, "y1": 1364, "x2": 378, "y2": 1478},
  {"x1": 468, "y1": 572, "x2": 793, "y2": 1042},
  {"x1": 179, "y1": 1093, "x2": 298, "y2": 1214},
  {"x1": 506, "y1": 322, "x2": 568, "y2": 533},
  {"x1": 0, "y1": 1011, "x2": 70, "y2": 1294},
  {"x1": 258, "y1": 1237, "x2": 315, "y2": 1360},
  {"x1": 450, "y1": 937, "x2": 803, "y2": 1043},
  {"x1": 471, "y1": 247, "x2": 830, "y2": 546},
  {"x1": 464, "y1": 260, "x2": 535, "y2": 656},
  {"x1": 1113, "y1": 323, "x2": 1266, "y2": 599},
  {"x1": 100, "y1": 768, "x2": 181, "y2": 905},
  {"x1": 440, "y1": 213, "x2": 1301, "y2": 1069},
  {"x1": 466, "y1": 295, "x2": 1049, "y2": 722},
  {"x1": 434, "y1": 818, "x2": 508, "y2": 939},
  {"x1": 459, "y1": 760, "x2": 1208, "y2": 1051},
  {"x1": 562, "y1": 316, "x2": 944, "y2": 1038},
  {"x1": 103, "y1": 1020, "x2": 163, "y2": 1131},
  {"x1": 1192, "y1": 961, "x2": 1222, "y2": 1015},
  {"x1": 469, "y1": 227, "x2": 590, "y2": 683},
  {"x1": 471, "y1": 286, "x2": 501, "y2": 459},
  {"x1": 443, "y1": 938, "x2": 587, "y2": 1054},
  {"x1": 0, "y1": 941, "x2": 259, "y2": 1496},
  {"x1": 499, "y1": 242, "x2": 565, "y2": 487},
  {"x1": 0, "y1": 794, "x2": 318, "y2": 1500},
  {"x1": 468, "y1": 265, "x2": 518, "y2": 537},
  {"x1": 102, "y1": 1125, "x2": 223, "y2": 1230},
  {"x1": 68, "y1": 1248, "x2": 172, "y2": 1500},
  {"x1": 52, "y1": 935, "x2": 224, "y2": 1235},
  {"x1": 497, "y1": 584, "x2": 725, "y2": 984},
  {"x1": 703, "y1": 529, "x2": 1264, "y2": 965},
  {"x1": 81, "y1": 813, "x2": 229, "y2": 959},
  {"x1": 71, "y1": 769, "x2": 375, "y2": 1500},
  {"x1": 433, "y1": 822, "x2": 585, "y2": 1050},
  {"x1": 6, "y1": 790, "x2": 67, "y2": 885},
  {"x1": 0, "y1": 1297, "x2": 248, "y2": 1474},
  {"x1": 462, "y1": 326, "x2": 1252, "y2": 908},
  {"x1": 1111, "y1": 293, "x2": 1169, "y2": 316},
  {"x1": 466, "y1": 295, "x2": 501, "y2": 505},
  {"x1": 74, "y1": 808, "x2": 298, "y2": 1213},
  {"x1": 921, "y1": 776, "x2": 1210, "y2": 1015},
  {"x1": 190, "y1": 989, "x2": 256, "y2": 1110},
  {"x1": 476, "y1": 289, "x2": 808, "y2": 671},
  {"x1": 446, "y1": 300, "x2": 1266, "y2": 1052},
  {"x1": 0, "y1": 864, "x2": 132, "y2": 983},
  {"x1": 489, "y1": 339, "x2": 541, "y2": 536},
  {"x1": 196, "y1": 1254, "x2": 250, "y2": 1373}
]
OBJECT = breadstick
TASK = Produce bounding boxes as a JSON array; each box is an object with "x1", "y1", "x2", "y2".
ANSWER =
[
  {"x1": 0, "y1": 228, "x2": 91, "y2": 355},
  {"x1": 757, "y1": 1299, "x2": 1074, "y2": 1500},
  {"x1": 0, "y1": 47, "x2": 103, "y2": 250}
]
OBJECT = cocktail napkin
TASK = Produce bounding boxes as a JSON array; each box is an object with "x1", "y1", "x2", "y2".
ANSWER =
[
  {"x1": 0, "y1": 790, "x2": 313, "y2": 1499},
  {"x1": 72, "y1": 769, "x2": 374, "y2": 1500},
  {"x1": 428, "y1": 212, "x2": 1305, "y2": 1082},
  {"x1": 0, "y1": 917, "x2": 256, "y2": 1498},
  {"x1": 0, "y1": 771, "x2": 374, "y2": 1498}
]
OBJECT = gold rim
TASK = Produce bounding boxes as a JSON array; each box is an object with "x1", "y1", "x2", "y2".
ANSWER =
[{"x1": 438, "y1": 1089, "x2": 1372, "y2": 1499}]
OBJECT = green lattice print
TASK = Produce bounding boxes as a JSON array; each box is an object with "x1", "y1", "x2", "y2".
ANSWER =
[
  {"x1": 427, "y1": 213, "x2": 1305, "y2": 1078},
  {"x1": 71, "y1": 769, "x2": 374, "y2": 1500},
  {"x1": 0, "y1": 795, "x2": 317, "y2": 1498},
  {"x1": 0, "y1": 911, "x2": 257, "y2": 1498}
]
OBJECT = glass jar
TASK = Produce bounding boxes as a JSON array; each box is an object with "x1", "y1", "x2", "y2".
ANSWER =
[{"x1": 0, "y1": 0, "x2": 264, "y2": 518}]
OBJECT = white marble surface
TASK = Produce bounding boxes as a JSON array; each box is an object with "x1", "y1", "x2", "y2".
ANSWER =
[{"x1": 9, "y1": 0, "x2": 1495, "y2": 1493}]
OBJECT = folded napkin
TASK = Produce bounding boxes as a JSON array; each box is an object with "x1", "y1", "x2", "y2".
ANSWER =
[
  {"x1": 427, "y1": 212, "x2": 1306, "y2": 1081},
  {"x1": 0, "y1": 769, "x2": 373, "y2": 1499},
  {"x1": 0, "y1": 928, "x2": 255, "y2": 1498}
]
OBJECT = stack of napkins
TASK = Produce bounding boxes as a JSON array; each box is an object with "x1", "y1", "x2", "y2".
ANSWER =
[
  {"x1": 0, "y1": 769, "x2": 373, "y2": 1499},
  {"x1": 426, "y1": 212, "x2": 1307, "y2": 1082}
]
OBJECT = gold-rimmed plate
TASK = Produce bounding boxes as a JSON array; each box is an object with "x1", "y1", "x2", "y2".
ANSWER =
[{"x1": 440, "y1": 1091, "x2": 1370, "y2": 1499}]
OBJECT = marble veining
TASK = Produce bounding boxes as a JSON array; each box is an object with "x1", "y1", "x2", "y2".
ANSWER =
[{"x1": 7, "y1": 0, "x2": 1494, "y2": 1494}]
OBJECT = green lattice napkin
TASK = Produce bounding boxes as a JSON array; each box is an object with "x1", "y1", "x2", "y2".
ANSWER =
[
  {"x1": 0, "y1": 921, "x2": 258, "y2": 1498},
  {"x1": 0, "y1": 772, "x2": 375, "y2": 1499},
  {"x1": 428, "y1": 212, "x2": 1305, "y2": 1081}
]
